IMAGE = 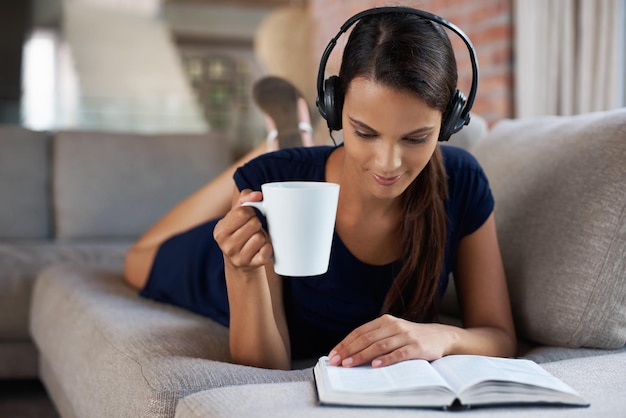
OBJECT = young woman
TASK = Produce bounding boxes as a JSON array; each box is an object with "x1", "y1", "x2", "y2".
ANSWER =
[{"x1": 124, "y1": 9, "x2": 516, "y2": 371}]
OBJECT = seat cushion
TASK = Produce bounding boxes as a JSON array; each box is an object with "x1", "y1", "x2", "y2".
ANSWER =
[
  {"x1": 175, "y1": 353, "x2": 626, "y2": 418},
  {"x1": 0, "y1": 126, "x2": 50, "y2": 239},
  {"x1": 0, "y1": 242, "x2": 128, "y2": 340},
  {"x1": 523, "y1": 344, "x2": 626, "y2": 364},
  {"x1": 53, "y1": 131, "x2": 231, "y2": 240},
  {"x1": 473, "y1": 108, "x2": 626, "y2": 349},
  {"x1": 30, "y1": 264, "x2": 313, "y2": 418}
]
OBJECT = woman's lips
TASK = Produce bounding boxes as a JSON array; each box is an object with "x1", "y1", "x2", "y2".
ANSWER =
[{"x1": 371, "y1": 172, "x2": 402, "y2": 186}]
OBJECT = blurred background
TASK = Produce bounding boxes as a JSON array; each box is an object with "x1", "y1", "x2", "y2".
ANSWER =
[{"x1": 1, "y1": 0, "x2": 624, "y2": 157}]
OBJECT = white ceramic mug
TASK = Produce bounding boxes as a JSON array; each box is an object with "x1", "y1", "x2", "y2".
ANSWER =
[{"x1": 242, "y1": 181, "x2": 340, "y2": 277}]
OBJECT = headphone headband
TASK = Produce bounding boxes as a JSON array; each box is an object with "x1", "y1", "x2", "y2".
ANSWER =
[{"x1": 316, "y1": 7, "x2": 479, "y2": 140}]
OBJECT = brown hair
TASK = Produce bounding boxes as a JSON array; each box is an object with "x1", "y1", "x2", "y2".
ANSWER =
[
  {"x1": 338, "y1": 11, "x2": 455, "y2": 321},
  {"x1": 382, "y1": 148, "x2": 448, "y2": 321}
]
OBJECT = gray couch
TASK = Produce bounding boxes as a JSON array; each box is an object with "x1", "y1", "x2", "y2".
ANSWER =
[
  {"x1": 2, "y1": 108, "x2": 625, "y2": 417},
  {"x1": 0, "y1": 127, "x2": 232, "y2": 380}
]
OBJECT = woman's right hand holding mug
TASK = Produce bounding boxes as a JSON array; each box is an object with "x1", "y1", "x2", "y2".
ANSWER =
[{"x1": 213, "y1": 189, "x2": 274, "y2": 272}]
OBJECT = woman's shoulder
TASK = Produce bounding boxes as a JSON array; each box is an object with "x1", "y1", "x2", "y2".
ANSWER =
[
  {"x1": 440, "y1": 145, "x2": 490, "y2": 191},
  {"x1": 235, "y1": 146, "x2": 335, "y2": 189},
  {"x1": 244, "y1": 145, "x2": 335, "y2": 175},
  {"x1": 440, "y1": 144, "x2": 484, "y2": 174},
  {"x1": 257, "y1": 145, "x2": 336, "y2": 166},
  {"x1": 440, "y1": 146, "x2": 494, "y2": 237}
]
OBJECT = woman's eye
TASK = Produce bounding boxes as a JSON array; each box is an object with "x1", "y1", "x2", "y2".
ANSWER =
[
  {"x1": 403, "y1": 136, "x2": 429, "y2": 145},
  {"x1": 354, "y1": 130, "x2": 377, "y2": 139}
]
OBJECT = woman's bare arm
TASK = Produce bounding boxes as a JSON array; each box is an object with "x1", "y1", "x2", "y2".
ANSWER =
[
  {"x1": 450, "y1": 212, "x2": 517, "y2": 357},
  {"x1": 214, "y1": 188, "x2": 291, "y2": 369}
]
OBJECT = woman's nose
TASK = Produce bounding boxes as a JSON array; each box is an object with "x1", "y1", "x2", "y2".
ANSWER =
[{"x1": 374, "y1": 141, "x2": 401, "y2": 173}]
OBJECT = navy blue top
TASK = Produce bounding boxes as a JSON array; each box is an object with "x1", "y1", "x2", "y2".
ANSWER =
[{"x1": 140, "y1": 145, "x2": 494, "y2": 359}]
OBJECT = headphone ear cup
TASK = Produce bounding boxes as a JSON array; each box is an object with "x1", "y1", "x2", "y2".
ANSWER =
[
  {"x1": 439, "y1": 90, "x2": 469, "y2": 141},
  {"x1": 322, "y1": 76, "x2": 344, "y2": 131}
]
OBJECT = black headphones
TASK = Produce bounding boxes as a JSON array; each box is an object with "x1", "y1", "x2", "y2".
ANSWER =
[{"x1": 316, "y1": 7, "x2": 479, "y2": 142}]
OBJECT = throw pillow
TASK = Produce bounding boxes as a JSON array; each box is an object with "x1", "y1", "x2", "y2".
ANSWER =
[{"x1": 473, "y1": 108, "x2": 626, "y2": 349}]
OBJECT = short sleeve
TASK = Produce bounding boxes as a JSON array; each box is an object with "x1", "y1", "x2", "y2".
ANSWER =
[
  {"x1": 443, "y1": 146, "x2": 495, "y2": 237},
  {"x1": 233, "y1": 147, "x2": 332, "y2": 193}
]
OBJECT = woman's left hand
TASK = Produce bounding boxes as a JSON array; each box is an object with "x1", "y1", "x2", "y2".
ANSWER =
[{"x1": 328, "y1": 314, "x2": 456, "y2": 368}]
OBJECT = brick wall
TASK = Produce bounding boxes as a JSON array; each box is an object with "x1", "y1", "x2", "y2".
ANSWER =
[{"x1": 309, "y1": 0, "x2": 513, "y2": 125}]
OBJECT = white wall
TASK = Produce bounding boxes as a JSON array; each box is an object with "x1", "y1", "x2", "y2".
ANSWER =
[
  {"x1": 162, "y1": 3, "x2": 270, "y2": 41},
  {"x1": 62, "y1": 1, "x2": 207, "y2": 133}
]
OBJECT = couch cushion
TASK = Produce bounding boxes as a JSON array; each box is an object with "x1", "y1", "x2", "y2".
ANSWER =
[
  {"x1": 175, "y1": 352, "x2": 626, "y2": 418},
  {"x1": 53, "y1": 131, "x2": 232, "y2": 239},
  {"x1": 30, "y1": 265, "x2": 313, "y2": 418},
  {"x1": 0, "y1": 126, "x2": 50, "y2": 238},
  {"x1": 0, "y1": 242, "x2": 128, "y2": 340},
  {"x1": 473, "y1": 108, "x2": 626, "y2": 349},
  {"x1": 523, "y1": 344, "x2": 626, "y2": 364}
]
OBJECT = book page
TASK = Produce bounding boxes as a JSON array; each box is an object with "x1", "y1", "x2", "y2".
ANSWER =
[
  {"x1": 432, "y1": 355, "x2": 580, "y2": 395},
  {"x1": 319, "y1": 356, "x2": 451, "y2": 393}
]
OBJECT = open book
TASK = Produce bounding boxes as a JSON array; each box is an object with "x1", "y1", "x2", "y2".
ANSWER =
[{"x1": 314, "y1": 355, "x2": 589, "y2": 409}]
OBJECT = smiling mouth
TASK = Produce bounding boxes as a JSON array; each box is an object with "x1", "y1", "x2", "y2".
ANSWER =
[{"x1": 372, "y1": 173, "x2": 402, "y2": 186}]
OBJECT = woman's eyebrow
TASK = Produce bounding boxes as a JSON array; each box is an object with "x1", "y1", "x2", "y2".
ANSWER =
[
  {"x1": 348, "y1": 116, "x2": 435, "y2": 136},
  {"x1": 403, "y1": 126, "x2": 436, "y2": 136},
  {"x1": 348, "y1": 116, "x2": 377, "y2": 131}
]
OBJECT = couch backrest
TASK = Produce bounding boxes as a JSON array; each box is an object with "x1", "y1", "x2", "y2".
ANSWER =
[
  {"x1": 473, "y1": 108, "x2": 626, "y2": 350},
  {"x1": 0, "y1": 126, "x2": 51, "y2": 239},
  {"x1": 53, "y1": 130, "x2": 231, "y2": 240}
]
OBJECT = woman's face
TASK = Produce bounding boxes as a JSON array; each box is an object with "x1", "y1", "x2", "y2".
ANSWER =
[{"x1": 341, "y1": 77, "x2": 442, "y2": 201}]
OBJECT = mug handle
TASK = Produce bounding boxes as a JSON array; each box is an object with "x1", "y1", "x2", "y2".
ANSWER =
[{"x1": 241, "y1": 201, "x2": 266, "y2": 216}]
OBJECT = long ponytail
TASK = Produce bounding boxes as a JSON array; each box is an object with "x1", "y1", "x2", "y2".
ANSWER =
[{"x1": 381, "y1": 147, "x2": 447, "y2": 322}]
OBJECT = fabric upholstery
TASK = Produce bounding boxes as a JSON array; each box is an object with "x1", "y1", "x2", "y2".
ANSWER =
[
  {"x1": 30, "y1": 265, "x2": 312, "y2": 418},
  {"x1": 0, "y1": 242, "x2": 127, "y2": 340},
  {"x1": 473, "y1": 108, "x2": 626, "y2": 349},
  {"x1": 0, "y1": 126, "x2": 50, "y2": 239},
  {"x1": 523, "y1": 344, "x2": 626, "y2": 364},
  {"x1": 175, "y1": 353, "x2": 626, "y2": 418},
  {"x1": 53, "y1": 131, "x2": 231, "y2": 239},
  {"x1": 40, "y1": 357, "x2": 79, "y2": 418}
]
